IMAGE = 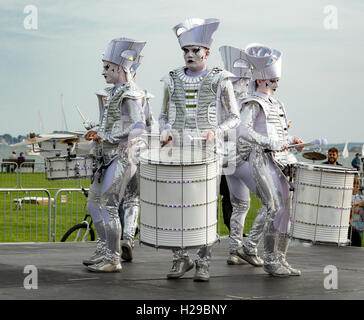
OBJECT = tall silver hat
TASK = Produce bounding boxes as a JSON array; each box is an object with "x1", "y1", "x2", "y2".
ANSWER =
[
  {"x1": 244, "y1": 43, "x2": 282, "y2": 80},
  {"x1": 102, "y1": 37, "x2": 146, "y2": 70},
  {"x1": 173, "y1": 18, "x2": 220, "y2": 49},
  {"x1": 219, "y1": 45, "x2": 252, "y2": 79},
  {"x1": 130, "y1": 55, "x2": 143, "y2": 78}
]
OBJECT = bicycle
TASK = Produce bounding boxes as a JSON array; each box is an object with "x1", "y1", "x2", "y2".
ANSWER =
[
  {"x1": 61, "y1": 188, "x2": 139, "y2": 242},
  {"x1": 61, "y1": 188, "x2": 95, "y2": 242}
]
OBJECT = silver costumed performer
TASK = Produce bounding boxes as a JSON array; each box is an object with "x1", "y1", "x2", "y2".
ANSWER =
[
  {"x1": 159, "y1": 18, "x2": 240, "y2": 281},
  {"x1": 226, "y1": 44, "x2": 302, "y2": 276},
  {"x1": 219, "y1": 45, "x2": 253, "y2": 265},
  {"x1": 83, "y1": 38, "x2": 149, "y2": 272}
]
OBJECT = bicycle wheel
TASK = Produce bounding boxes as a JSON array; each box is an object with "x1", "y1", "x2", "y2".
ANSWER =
[{"x1": 61, "y1": 223, "x2": 95, "y2": 242}]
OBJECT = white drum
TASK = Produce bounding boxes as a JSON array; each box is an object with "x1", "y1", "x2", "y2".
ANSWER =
[
  {"x1": 139, "y1": 147, "x2": 218, "y2": 249},
  {"x1": 291, "y1": 162, "x2": 357, "y2": 245},
  {"x1": 38, "y1": 139, "x2": 74, "y2": 158},
  {"x1": 45, "y1": 156, "x2": 94, "y2": 180}
]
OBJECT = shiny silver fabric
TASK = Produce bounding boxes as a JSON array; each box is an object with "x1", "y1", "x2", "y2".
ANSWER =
[
  {"x1": 93, "y1": 220, "x2": 107, "y2": 254},
  {"x1": 244, "y1": 43, "x2": 282, "y2": 81},
  {"x1": 161, "y1": 66, "x2": 240, "y2": 270},
  {"x1": 104, "y1": 206, "x2": 122, "y2": 263},
  {"x1": 219, "y1": 45, "x2": 252, "y2": 79},
  {"x1": 122, "y1": 173, "x2": 140, "y2": 245},
  {"x1": 239, "y1": 101, "x2": 285, "y2": 151},
  {"x1": 229, "y1": 194, "x2": 250, "y2": 254},
  {"x1": 102, "y1": 38, "x2": 146, "y2": 70},
  {"x1": 86, "y1": 83, "x2": 148, "y2": 264},
  {"x1": 243, "y1": 206, "x2": 267, "y2": 255},
  {"x1": 276, "y1": 232, "x2": 301, "y2": 275},
  {"x1": 173, "y1": 18, "x2": 220, "y2": 49}
]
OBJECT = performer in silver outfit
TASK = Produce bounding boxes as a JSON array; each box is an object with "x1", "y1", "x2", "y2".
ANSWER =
[
  {"x1": 159, "y1": 18, "x2": 240, "y2": 281},
  {"x1": 219, "y1": 45, "x2": 252, "y2": 265},
  {"x1": 225, "y1": 44, "x2": 303, "y2": 277},
  {"x1": 82, "y1": 37, "x2": 149, "y2": 272}
]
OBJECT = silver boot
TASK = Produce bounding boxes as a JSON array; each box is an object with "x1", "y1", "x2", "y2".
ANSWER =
[
  {"x1": 277, "y1": 233, "x2": 301, "y2": 276},
  {"x1": 121, "y1": 239, "x2": 133, "y2": 262},
  {"x1": 227, "y1": 251, "x2": 248, "y2": 265},
  {"x1": 263, "y1": 223, "x2": 290, "y2": 277},
  {"x1": 83, "y1": 220, "x2": 106, "y2": 266},
  {"x1": 87, "y1": 259, "x2": 122, "y2": 273},
  {"x1": 237, "y1": 246, "x2": 263, "y2": 267},
  {"x1": 166, "y1": 257, "x2": 194, "y2": 279},
  {"x1": 194, "y1": 262, "x2": 210, "y2": 282},
  {"x1": 82, "y1": 240, "x2": 106, "y2": 266}
]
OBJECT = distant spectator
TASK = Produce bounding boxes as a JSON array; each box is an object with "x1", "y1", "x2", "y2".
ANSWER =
[
  {"x1": 351, "y1": 178, "x2": 364, "y2": 244},
  {"x1": 352, "y1": 153, "x2": 361, "y2": 171},
  {"x1": 322, "y1": 147, "x2": 342, "y2": 166},
  {"x1": 17, "y1": 152, "x2": 25, "y2": 161},
  {"x1": 9, "y1": 151, "x2": 17, "y2": 159}
]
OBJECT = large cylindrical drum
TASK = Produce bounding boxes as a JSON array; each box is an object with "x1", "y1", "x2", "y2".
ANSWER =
[
  {"x1": 139, "y1": 147, "x2": 218, "y2": 249},
  {"x1": 291, "y1": 162, "x2": 357, "y2": 244}
]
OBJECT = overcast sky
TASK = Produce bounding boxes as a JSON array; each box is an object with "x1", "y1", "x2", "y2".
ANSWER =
[{"x1": 0, "y1": 0, "x2": 363, "y2": 144}]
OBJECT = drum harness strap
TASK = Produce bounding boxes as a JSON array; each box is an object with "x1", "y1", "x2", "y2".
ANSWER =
[
  {"x1": 91, "y1": 152, "x2": 117, "y2": 184},
  {"x1": 264, "y1": 149, "x2": 295, "y2": 192}
]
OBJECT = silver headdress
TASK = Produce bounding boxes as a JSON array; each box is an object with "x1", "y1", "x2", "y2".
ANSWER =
[
  {"x1": 219, "y1": 45, "x2": 252, "y2": 79},
  {"x1": 244, "y1": 43, "x2": 282, "y2": 80},
  {"x1": 173, "y1": 18, "x2": 220, "y2": 49},
  {"x1": 102, "y1": 37, "x2": 146, "y2": 70}
]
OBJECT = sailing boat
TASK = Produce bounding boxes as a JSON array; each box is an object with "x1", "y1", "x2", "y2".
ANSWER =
[{"x1": 342, "y1": 141, "x2": 349, "y2": 159}]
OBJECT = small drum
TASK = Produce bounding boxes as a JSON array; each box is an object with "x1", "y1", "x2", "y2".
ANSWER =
[
  {"x1": 291, "y1": 162, "x2": 357, "y2": 245},
  {"x1": 38, "y1": 139, "x2": 74, "y2": 158},
  {"x1": 139, "y1": 147, "x2": 218, "y2": 249},
  {"x1": 45, "y1": 156, "x2": 94, "y2": 180}
]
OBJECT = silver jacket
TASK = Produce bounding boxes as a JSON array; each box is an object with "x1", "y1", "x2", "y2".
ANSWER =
[
  {"x1": 93, "y1": 82, "x2": 147, "y2": 163},
  {"x1": 159, "y1": 67, "x2": 240, "y2": 144},
  {"x1": 239, "y1": 92, "x2": 296, "y2": 166}
]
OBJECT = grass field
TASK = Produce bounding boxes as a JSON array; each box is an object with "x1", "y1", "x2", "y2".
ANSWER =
[
  {"x1": 1, "y1": 171, "x2": 90, "y2": 242},
  {"x1": 4, "y1": 170, "x2": 358, "y2": 247},
  {"x1": 0, "y1": 170, "x2": 262, "y2": 243}
]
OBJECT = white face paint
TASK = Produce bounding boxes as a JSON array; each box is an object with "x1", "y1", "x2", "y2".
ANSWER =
[
  {"x1": 102, "y1": 61, "x2": 122, "y2": 84},
  {"x1": 256, "y1": 78, "x2": 280, "y2": 96},
  {"x1": 182, "y1": 46, "x2": 209, "y2": 72},
  {"x1": 233, "y1": 78, "x2": 250, "y2": 95}
]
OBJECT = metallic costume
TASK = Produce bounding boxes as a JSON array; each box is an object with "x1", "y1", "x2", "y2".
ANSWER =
[
  {"x1": 83, "y1": 38, "x2": 149, "y2": 272},
  {"x1": 159, "y1": 18, "x2": 240, "y2": 281},
  {"x1": 219, "y1": 46, "x2": 252, "y2": 264},
  {"x1": 227, "y1": 44, "x2": 301, "y2": 276}
]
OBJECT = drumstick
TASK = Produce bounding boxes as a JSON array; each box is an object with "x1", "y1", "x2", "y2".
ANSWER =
[
  {"x1": 76, "y1": 106, "x2": 86, "y2": 122},
  {"x1": 288, "y1": 138, "x2": 327, "y2": 149},
  {"x1": 184, "y1": 135, "x2": 207, "y2": 143}
]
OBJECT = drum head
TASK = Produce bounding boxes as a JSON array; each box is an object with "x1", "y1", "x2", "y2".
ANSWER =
[
  {"x1": 294, "y1": 162, "x2": 357, "y2": 174},
  {"x1": 140, "y1": 147, "x2": 216, "y2": 165}
]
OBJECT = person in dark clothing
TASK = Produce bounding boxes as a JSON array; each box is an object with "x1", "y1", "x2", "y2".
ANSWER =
[
  {"x1": 322, "y1": 147, "x2": 342, "y2": 166},
  {"x1": 220, "y1": 174, "x2": 233, "y2": 232}
]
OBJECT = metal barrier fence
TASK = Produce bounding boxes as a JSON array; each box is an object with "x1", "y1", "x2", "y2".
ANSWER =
[
  {"x1": 0, "y1": 162, "x2": 261, "y2": 243},
  {"x1": 0, "y1": 188, "x2": 52, "y2": 242}
]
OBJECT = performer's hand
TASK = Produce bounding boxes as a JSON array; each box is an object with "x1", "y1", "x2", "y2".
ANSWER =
[
  {"x1": 85, "y1": 131, "x2": 97, "y2": 141},
  {"x1": 92, "y1": 134, "x2": 101, "y2": 142},
  {"x1": 294, "y1": 137, "x2": 304, "y2": 152},
  {"x1": 161, "y1": 130, "x2": 173, "y2": 147},
  {"x1": 203, "y1": 130, "x2": 215, "y2": 144}
]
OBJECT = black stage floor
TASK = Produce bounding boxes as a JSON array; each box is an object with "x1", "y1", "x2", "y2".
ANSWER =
[{"x1": 0, "y1": 238, "x2": 364, "y2": 300}]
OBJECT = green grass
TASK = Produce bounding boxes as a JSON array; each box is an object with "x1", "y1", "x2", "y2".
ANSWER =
[
  {"x1": 1, "y1": 172, "x2": 90, "y2": 242},
  {"x1": 1, "y1": 171, "x2": 262, "y2": 243},
  {"x1": 4, "y1": 171, "x2": 359, "y2": 247}
]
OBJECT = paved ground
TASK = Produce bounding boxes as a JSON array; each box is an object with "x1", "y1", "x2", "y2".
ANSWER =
[{"x1": 0, "y1": 238, "x2": 364, "y2": 300}]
